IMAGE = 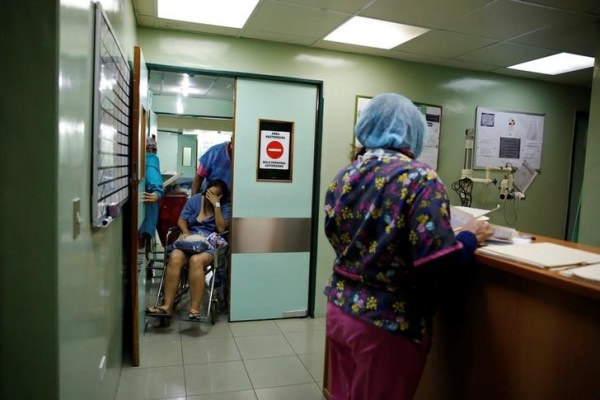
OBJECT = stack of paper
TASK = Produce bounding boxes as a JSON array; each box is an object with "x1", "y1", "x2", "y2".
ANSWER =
[
  {"x1": 560, "y1": 264, "x2": 600, "y2": 283},
  {"x1": 478, "y1": 242, "x2": 600, "y2": 269}
]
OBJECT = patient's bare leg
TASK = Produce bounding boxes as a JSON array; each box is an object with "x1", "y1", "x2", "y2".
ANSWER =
[
  {"x1": 161, "y1": 249, "x2": 187, "y2": 313},
  {"x1": 188, "y1": 252, "x2": 214, "y2": 315}
]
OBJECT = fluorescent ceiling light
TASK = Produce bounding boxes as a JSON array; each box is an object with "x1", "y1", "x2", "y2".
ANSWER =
[
  {"x1": 163, "y1": 85, "x2": 205, "y2": 97},
  {"x1": 508, "y1": 52, "x2": 595, "y2": 75},
  {"x1": 324, "y1": 16, "x2": 429, "y2": 50},
  {"x1": 157, "y1": 0, "x2": 259, "y2": 29}
]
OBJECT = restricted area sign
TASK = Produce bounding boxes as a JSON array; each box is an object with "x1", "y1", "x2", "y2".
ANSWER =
[
  {"x1": 259, "y1": 130, "x2": 290, "y2": 170},
  {"x1": 257, "y1": 120, "x2": 294, "y2": 181}
]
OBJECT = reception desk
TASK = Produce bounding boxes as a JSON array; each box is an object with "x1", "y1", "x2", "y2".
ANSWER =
[{"x1": 322, "y1": 236, "x2": 600, "y2": 400}]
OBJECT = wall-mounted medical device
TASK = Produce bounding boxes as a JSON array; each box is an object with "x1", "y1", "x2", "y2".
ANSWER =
[{"x1": 454, "y1": 129, "x2": 534, "y2": 205}]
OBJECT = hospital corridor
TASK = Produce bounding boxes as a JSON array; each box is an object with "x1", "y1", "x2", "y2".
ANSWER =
[
  {"x1": 118, "y1": 304, "x2": 327, "y2": 399},
  {"x1": 3, "y1": 0, "x2": 600, "y2": 399}
]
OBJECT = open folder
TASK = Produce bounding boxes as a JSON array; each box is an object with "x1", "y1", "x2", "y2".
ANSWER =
[
  {"x1": 478, "y1": 242, "x2": 600, "y2": 269},
  {"x1": 451, "y1": 205, "x2": 499, "y2": 228}
]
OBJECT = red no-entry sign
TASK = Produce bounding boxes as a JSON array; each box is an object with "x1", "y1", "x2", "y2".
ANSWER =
[
  {"x1": 258, "y1": 124, "x2": 293, "y2": 180},
  {"x1": 266, "y1": 140, "x2": 284, "y2": 159}
]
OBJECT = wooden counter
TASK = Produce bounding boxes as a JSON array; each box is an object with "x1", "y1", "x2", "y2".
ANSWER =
[{"x1": 323, "y1": 236, "x2": 600, "y2": 400}]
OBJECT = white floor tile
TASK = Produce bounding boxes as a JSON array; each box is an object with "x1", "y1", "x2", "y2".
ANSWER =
[
  {"x1": 229, "y1": 320, "x2": 281, "y2": 337},
  {"x1": 283, "y1": 331, "x2": 326, "y2": 355},
  {"x1": 275, "y1": 318, "x2": 325, "y2": 334},
  {"x1": 116, "y1": 366, "x2": 186, "y2": 400},
  {"x1": 255, "y1": 383, "x2": 326, "y2": 400},
  {"x1": 187, "y1": 390, "x2": 258, "y2": 400},
  {"x1": 185, "y1": 361, "x2": 252, "y2": 395},
  {"x1": 313, "y1": 317, "x2": 326, "y2": 328},
  {"x1": 182, "y1": 337, "x2": 242, "y2": 364},
  {"x1": 180, "y1": 319, "x2": 233, "y2": 340},
  {"x1": 132, "y1": 269, "x2": 330, "y2": 400},
  {"x1": 139, "y1": 341, "x2": 183, "y2": 368},
  {"x1": 244, "y1": 356, "x2": 314, "y2": 389},
  {"x1": 235, "y1": 334, "x2": 295, "y2": 360},
  {"x1": 143, "y1": 324, "x2": 182, "y2": 344},
  {"x1": 297, "y1": 352, "x2": 325, "y2": 382}
]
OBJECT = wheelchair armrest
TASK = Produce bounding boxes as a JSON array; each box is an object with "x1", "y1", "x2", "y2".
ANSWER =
[
  {"x1": 165, "y1": 226, "x2": 182, "y2": 244},
  {"x1": 167, "y1": 226, "x2": 182, "y2": 235}
]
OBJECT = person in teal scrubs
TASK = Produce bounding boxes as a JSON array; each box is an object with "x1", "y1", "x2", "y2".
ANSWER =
[{"x1": 139, "y1": 135, "x2": 163, "y2": 251}]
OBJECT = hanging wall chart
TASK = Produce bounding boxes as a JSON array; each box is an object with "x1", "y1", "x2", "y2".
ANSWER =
[{"x1": 91, "y1": 2, "x2": 131, "y2": 227}]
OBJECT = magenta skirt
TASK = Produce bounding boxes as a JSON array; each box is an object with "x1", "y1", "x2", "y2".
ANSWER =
[{"x1": 326, "y1": 302, "x2": 431, "y2": 400}]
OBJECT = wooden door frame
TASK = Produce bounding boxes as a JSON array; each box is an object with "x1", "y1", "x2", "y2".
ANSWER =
[{"x1": 128, "y1": 46, "x2": 145, "y2": 366}]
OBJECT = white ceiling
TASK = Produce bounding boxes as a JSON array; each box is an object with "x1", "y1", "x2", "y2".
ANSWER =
[{"x1": 134, "y1": 0, "x2": 600, "y2": 87}]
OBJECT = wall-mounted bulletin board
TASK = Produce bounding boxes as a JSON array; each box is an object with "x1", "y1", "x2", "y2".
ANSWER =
[
  {"x1": 91, "y1": 2, "x2": 131, "y2": 227},
  {"x1": 474, "y1": 107, "x2": 544, "y2": 170},
  {"x1": 414, "y1": 102, "x2": 442, "y2": 170},
  {"x1": 352, "y1": 95, "x2": 442, "y2": 170},
  {"x1": 257, "y1": 119, "x2": 294, "y2": 182}
]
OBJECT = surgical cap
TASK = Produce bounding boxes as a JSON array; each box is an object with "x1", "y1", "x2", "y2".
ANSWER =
[{"x1": 355, "y1": 93, "x2": 427, "y2": 158}]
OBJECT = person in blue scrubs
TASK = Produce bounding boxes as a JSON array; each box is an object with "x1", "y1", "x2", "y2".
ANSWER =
[{"x1": 191, "y1": 140, "x2": 232, "y2": 195}]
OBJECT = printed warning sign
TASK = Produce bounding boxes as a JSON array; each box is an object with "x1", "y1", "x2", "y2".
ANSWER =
[
  {"x1": 257, "y1": 120, "x2": 294, "y2": 182},
  {"x1": 259, "y1": 130, "x2": 290, "y2": 170}
]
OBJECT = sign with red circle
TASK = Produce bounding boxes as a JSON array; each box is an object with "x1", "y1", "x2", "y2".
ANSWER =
[
  {"x1": 266, "y1": 140, "x2": 284, "y2": 159},
  {"x1": 257, "y1": 122, "x2": 293, "y2": 181}
]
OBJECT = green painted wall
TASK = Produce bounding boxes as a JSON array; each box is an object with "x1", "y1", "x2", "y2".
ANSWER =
[
  {"x1": 0, "y1": 2, "x2": 59, "y2": 398},
  {"x1": 57, "y1": 2, "x2": 137, "y2": 399},
  {"x1": 138, "y1": 28, "x2": 592, "y2": 317},
  {"x1": 0, "y1": 1, "x2": 137, "y2": 399},
  {"x1": 578, "y1": 35, "x2": 600, "y2": 247}
]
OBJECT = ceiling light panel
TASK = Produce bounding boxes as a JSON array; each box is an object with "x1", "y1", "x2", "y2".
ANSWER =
[
  {"x1": 324, "y1": 16, "x2": 429, "y2": 50},
  {"x1": 508, "y1": 52, "x2": 595, "y2": 75},
  {"x1": 157, "y1": 0, "x2": 259, "y2": 29}
]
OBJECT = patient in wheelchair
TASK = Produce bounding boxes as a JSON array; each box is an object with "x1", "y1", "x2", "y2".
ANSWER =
[{"x1": 146, "y1": 179, "x2": 230, "y2": 320}]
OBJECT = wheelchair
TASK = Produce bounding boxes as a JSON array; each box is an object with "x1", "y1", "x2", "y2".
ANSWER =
[{"x1": 147, "y1": 226, "x2": 229, "y2": 326}]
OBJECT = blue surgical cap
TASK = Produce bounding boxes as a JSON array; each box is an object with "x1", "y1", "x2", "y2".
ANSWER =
[{"x1": 355, "y1": 93, "x2": 427, "y2": 158}]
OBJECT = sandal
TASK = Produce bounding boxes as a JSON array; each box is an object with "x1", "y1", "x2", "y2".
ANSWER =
[
  {"x1": 145, "y1": 306, "x2": 172, "y2": 317},
  {"x1": 183, "y1": 311, "x2": 205, "y2": 322}
]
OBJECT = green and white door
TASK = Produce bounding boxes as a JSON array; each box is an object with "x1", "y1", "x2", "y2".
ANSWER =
[{"x1": 230, "y1": 77, "x2": 319, "y2": 321}]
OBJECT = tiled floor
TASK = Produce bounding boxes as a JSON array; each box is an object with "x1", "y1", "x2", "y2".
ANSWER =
[{"x1": 116, "y1": 262, "x2": 326, "y2": 400}]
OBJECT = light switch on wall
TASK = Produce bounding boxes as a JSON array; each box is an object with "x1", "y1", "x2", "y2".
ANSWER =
[{"x1": 73, "y1": 198, "x2": 82, "y2": 239}]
